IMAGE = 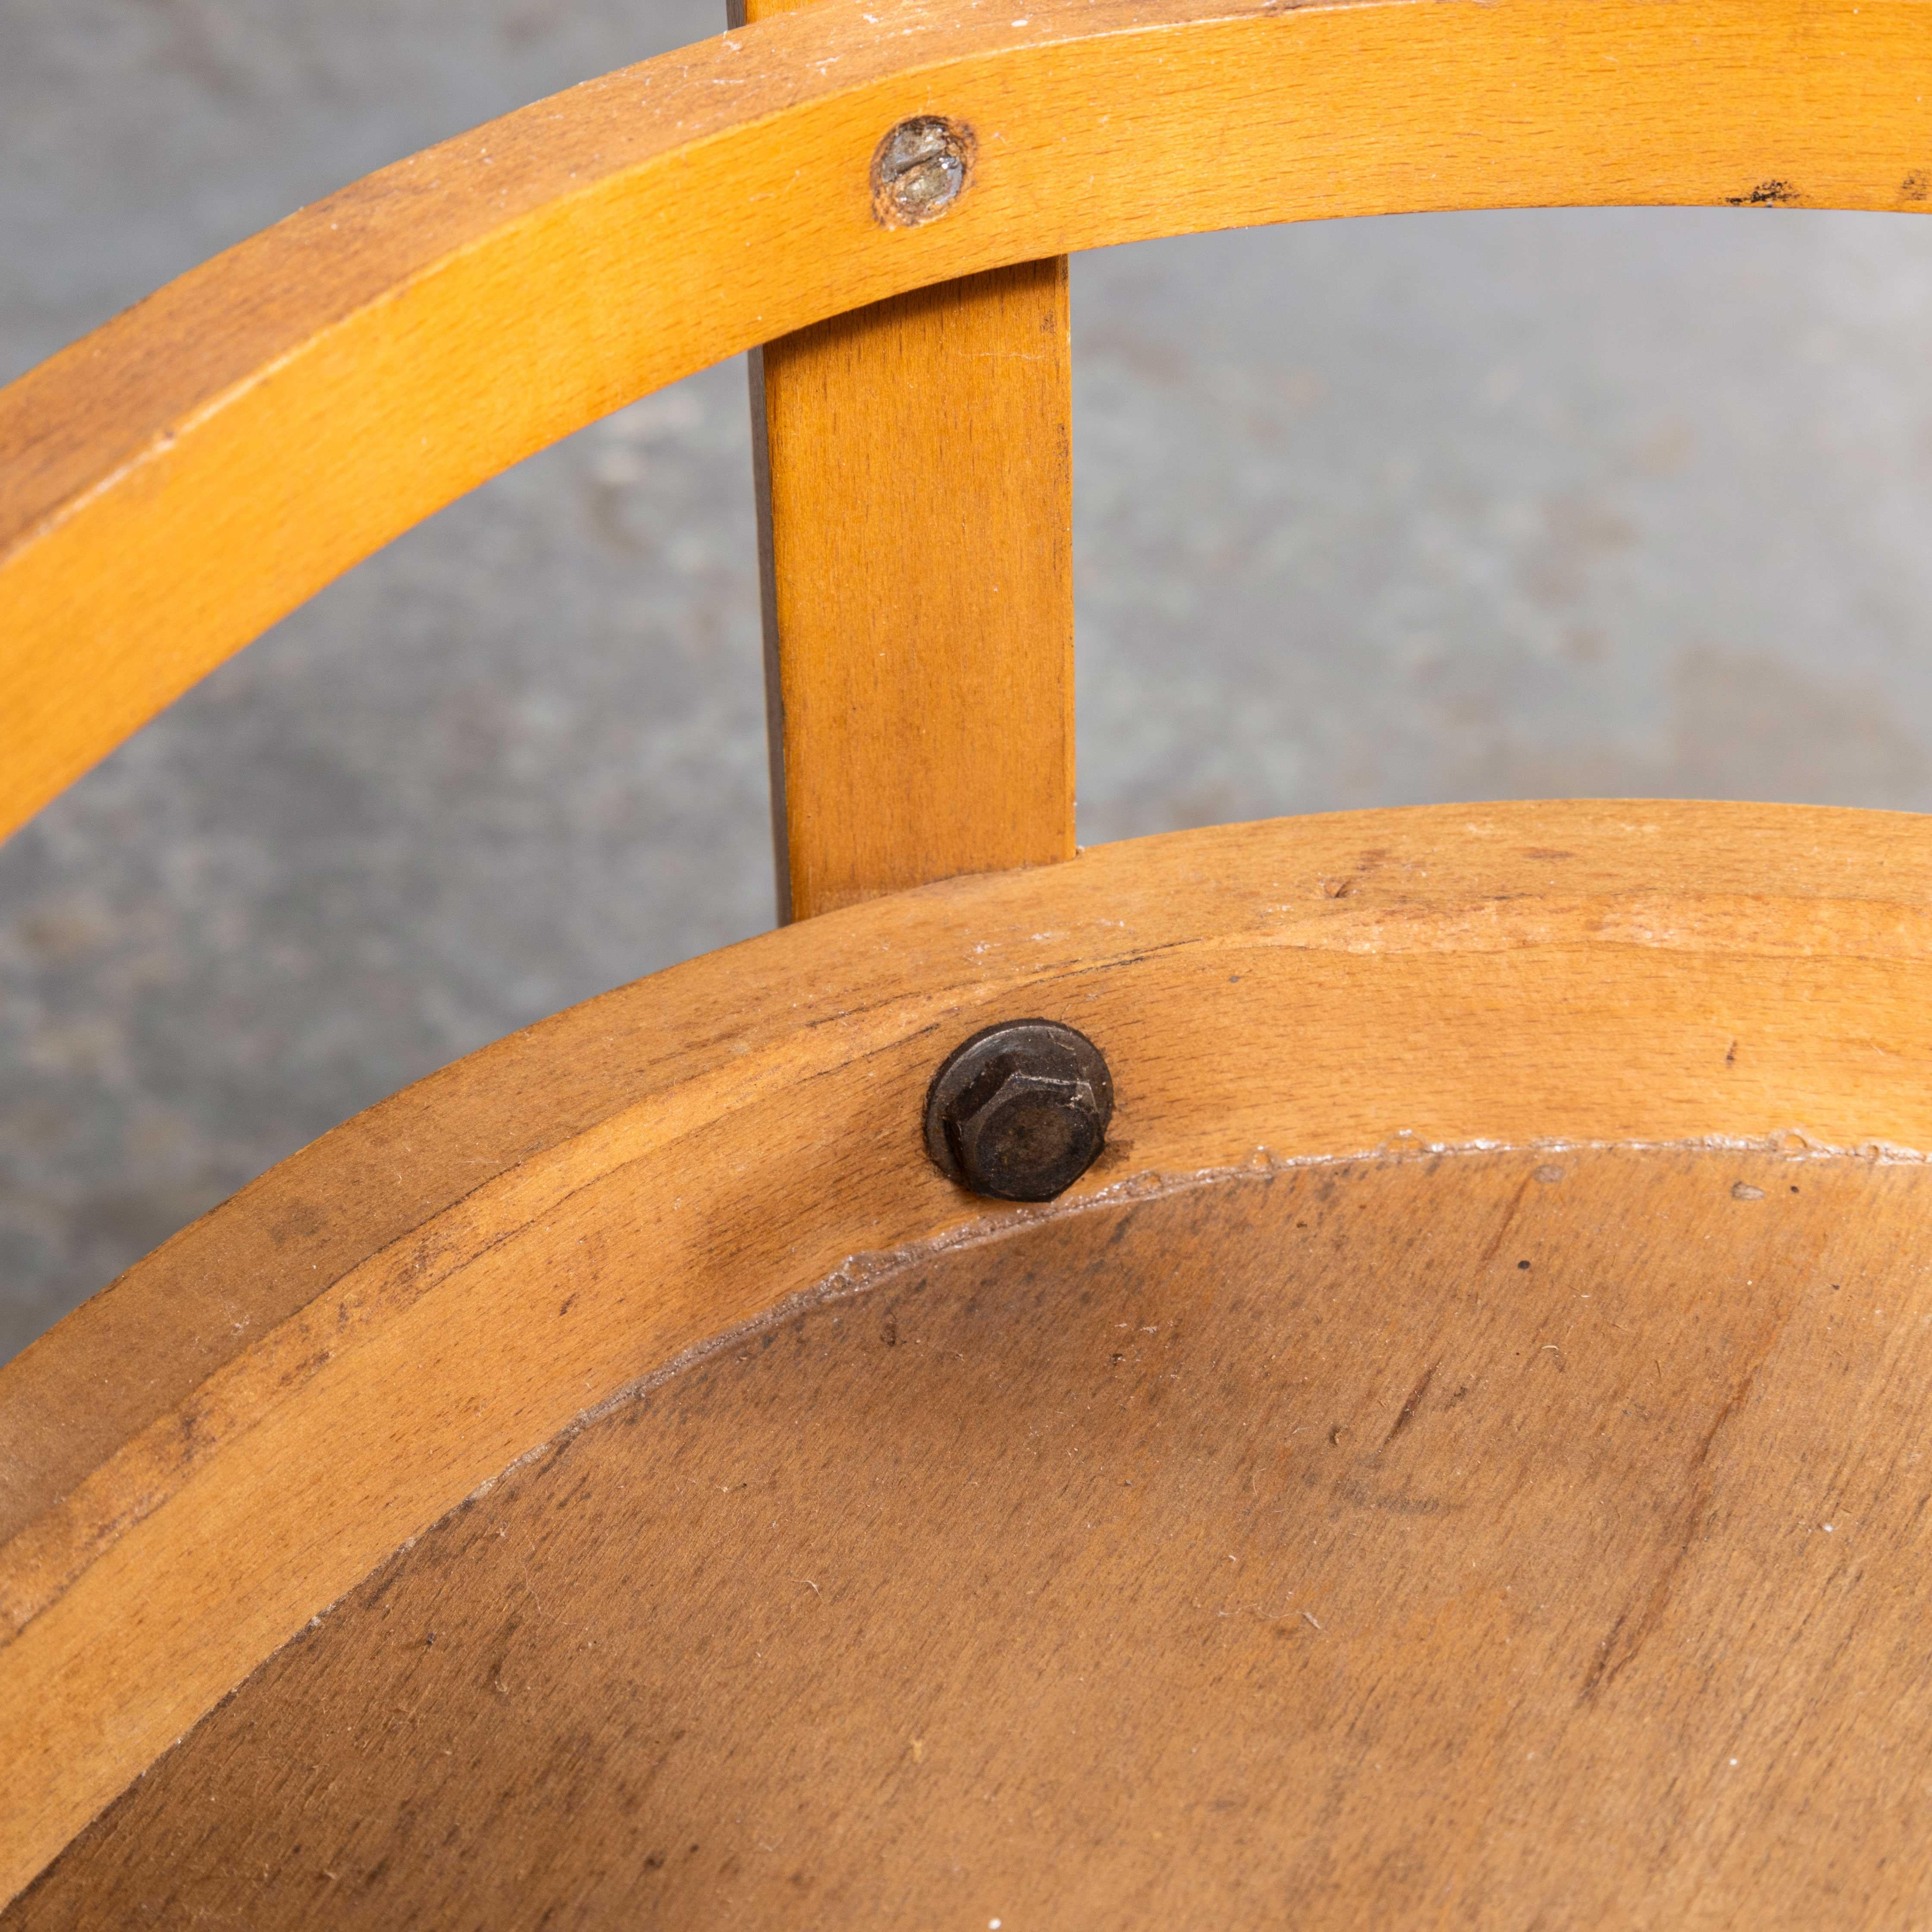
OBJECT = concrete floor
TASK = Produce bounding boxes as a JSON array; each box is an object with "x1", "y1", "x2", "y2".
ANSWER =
[{"x1": 3, "y1": 0, "x2": 1931, "y2": 1358}]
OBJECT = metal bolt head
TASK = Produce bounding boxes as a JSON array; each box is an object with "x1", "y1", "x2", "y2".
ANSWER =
[
  {"x1": 923, "y1": 1019, "x2": 1113, "y2": 1202},
  {"x1": 871, "y1": 116, "x2": 974, "y2": 228}
]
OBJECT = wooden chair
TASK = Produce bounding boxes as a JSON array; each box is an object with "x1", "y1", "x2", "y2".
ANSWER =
[{"x1": 3, "y1": 0, "x2": 1930, "y2": 1919}]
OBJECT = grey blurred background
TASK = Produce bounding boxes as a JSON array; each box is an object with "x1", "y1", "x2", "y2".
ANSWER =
[{"x1": 3, "y1": 0, "x2": 1930, "y2": 1360}]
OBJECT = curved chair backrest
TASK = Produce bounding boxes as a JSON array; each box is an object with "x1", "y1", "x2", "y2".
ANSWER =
[{"x1": 1, "y1": 0, "x2": 1926, "y2": 890}]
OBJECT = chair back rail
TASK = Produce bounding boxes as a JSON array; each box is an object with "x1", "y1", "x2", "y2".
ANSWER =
[{"x1": 0, "y1": 0, "x2": 1924, "y2": 870}]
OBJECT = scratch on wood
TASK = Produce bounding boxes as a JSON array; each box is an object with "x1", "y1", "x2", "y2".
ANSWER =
[
  {"x1": 1579, "y1": 1299, "x2": 1797, "y2": 1704},
  {"x1": 1383, "y1": 1361, "x2": 1438, "y2": 1447}
]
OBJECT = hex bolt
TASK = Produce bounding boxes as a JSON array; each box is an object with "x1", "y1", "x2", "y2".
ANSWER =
[
  {"x1": 870, "y1": 116, "x2": 974, "y2": 227},
  {"x1": 923, "y1": 1019, "x2": 1114, "y2": 1202}
]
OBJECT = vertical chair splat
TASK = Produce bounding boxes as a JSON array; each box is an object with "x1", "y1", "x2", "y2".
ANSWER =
[{"x1": 741, "y1": 0, "x2": 1074, "y2": 920}]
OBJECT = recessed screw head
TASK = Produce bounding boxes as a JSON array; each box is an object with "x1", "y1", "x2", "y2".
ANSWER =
[
  {"x1": 923, "y1": 1019, "x2": 1113, "y2": 1202},
  {"x1": 871, "y1": 115, "x2": 974, "y2": 227}
]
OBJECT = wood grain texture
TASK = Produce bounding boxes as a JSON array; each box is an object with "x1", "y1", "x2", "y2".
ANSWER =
[
  {"x1": 13, "y1": 1145, "x2": 1932, "y2": 1926},
  {"x1": 743, "y1": 0, "x2": 1073, "y2": 920},
  {"x1": 2, "y1": 0, "x2": 1928, "y2": 846},
  {"x1": 10, "y1": 799, "x2": 1932, "y2": 1899},
  {"x1": 755, "y1": 257, "x2": 1073, "y2": 920}
]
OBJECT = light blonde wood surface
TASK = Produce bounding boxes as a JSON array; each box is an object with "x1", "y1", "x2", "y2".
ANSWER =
[
  {"x1": 742, "y1": 0, "x2": 1073, "y2": 922},
  {"x1": 2, "y1": 0, "x2": 1928, "y2": 850},
  {"x1": 9, "y1": 800, "x2": 1932, "y2": 1901},
  {"x1": 12, "y1": 1144, "x2": 1932, "y2": 1926},
  {"x1": 756, "y1": 259, "x2": 1073, "y2": 920}
]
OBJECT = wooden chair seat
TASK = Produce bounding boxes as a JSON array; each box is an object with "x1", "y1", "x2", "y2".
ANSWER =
[
  {"x1": 26, "y1": 1134, "x2": 1932, "y2": 1926},
  {"x1": 4, "y1": 0, "x2": 1931, "y2": 1919},
  {"x1": 9, "y1": 802, "x2": 1932, "y2": 1922}
]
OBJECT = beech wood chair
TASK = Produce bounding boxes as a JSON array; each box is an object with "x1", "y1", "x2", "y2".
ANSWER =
[{"x1": 3, "y1": 0, "x2": 1931, "y2": 1921}]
